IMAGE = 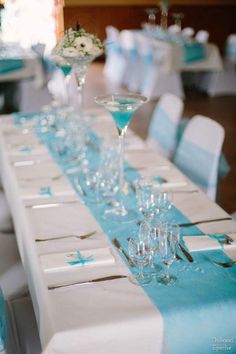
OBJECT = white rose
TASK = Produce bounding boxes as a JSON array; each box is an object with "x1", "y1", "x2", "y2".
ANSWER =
[
  {"x1": 74, "y1": 36, "x2": 94, "y2": 53},
  {"x1": 62, "y1": 47, "x2": 78, "y2": 57}
]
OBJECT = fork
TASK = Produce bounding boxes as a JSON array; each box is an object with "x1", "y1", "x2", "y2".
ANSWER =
[{"x1": 35, "y1": 230, "x2": 96, "y2": 242}]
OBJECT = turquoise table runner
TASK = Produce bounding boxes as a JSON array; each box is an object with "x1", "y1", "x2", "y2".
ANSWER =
[
  {"x1": 15, "y1": 113, "x2": 236, "y2": 354},
  {"x1": 0, "y1": 59, "x2": 24, "y2": 74}
]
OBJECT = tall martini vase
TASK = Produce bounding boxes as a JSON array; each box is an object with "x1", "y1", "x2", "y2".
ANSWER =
[
  {"x1": 63, "y1": 56, "x2": 92, "y2": 118},
  {"x1": 95, "y1": 94, "x2": 148, "y2": 223}
]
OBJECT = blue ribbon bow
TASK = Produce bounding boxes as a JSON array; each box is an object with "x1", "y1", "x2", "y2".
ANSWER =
[{"x1": 67, "y1": 250, "x2": 94, "y2": 266}]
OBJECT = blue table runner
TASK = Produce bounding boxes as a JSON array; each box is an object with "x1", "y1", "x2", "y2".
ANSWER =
[{"x1": 15, "y1": 113, "x2": 236, "y2": 354}]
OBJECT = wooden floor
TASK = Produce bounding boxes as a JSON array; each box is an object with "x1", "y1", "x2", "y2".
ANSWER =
[{"x1": 85, "y1": 62, "x2": 236, "y2": 214}]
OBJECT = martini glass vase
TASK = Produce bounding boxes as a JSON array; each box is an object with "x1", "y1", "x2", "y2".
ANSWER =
[
  {"x1": 62, "y1": 56, "x2": 94, "y2": 117},
  {"x1": 95, "y1": 93, "x2": 148, "y2": 223}
]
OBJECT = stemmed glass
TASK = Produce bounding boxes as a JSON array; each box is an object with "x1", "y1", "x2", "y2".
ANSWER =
[
  {"x1": 172, "y1": 13, "x2": 184, "y2": 31},
  {"x1": 135, "y1": 179, "x2": 159, "y2": 225},
  {"x1": 156, "y1": 223, "x2": 177, "y2": 285},
  {"x1": 95, "y1": 93, "x2": 148, "y2": 222},
  {"x1": 145, "y1": 8, "x2": 158, "y2": 27},
  {"x1": 128, "y1": 222, "x2": 153, "y2": 286}
]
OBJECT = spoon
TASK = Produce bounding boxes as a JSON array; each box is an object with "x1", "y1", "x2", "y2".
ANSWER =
[{"x1": 213, "y1": 260, "x2": 236, "y2": 268}]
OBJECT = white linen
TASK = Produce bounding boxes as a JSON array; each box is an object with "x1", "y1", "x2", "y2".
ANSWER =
[
  {"x1": 0, "y1": 109, "x2": 236, "y2": 354},
  {"x1": 27, "y1": 202, "x2": 100, "y2": 240}
]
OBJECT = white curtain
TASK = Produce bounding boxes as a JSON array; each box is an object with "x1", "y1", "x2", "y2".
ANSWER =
[{"x1": 1, "y1": 0, "x2": 56, "y2": 52}]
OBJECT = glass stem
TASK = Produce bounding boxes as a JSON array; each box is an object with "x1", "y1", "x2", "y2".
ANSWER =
[
  {"x1": 77, "y1": 84, "x2": 84, "y2": 117},
  {"x1": 138, "y1": 262, "x2": 144, "y2": 279},
  {"x1": 166, "y1": 264, "x2": 170, "y2": 280},
  {"x1": 117, "y1": 130, "x2": 125, "y2": 213}
]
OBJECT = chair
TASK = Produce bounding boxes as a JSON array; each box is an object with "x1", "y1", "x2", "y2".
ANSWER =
[
  {"x1": 118, "y1": 30, "x2": 138, "y2": 87},
  {"x1": 103, "y1": 26, "x2": 126, "y2": 85},
  {"x1": 141, "y1": 40, "x2": 185, "y2": 99},
  {"x1": 182, "y1": 27, "x2": 195, "y2": 38},
  {"x1": 126, "y1": 34, "x2": 153, "y2": 92},
  {"x1": 195, "y1": 30, "x2": 209, "y2": 43},
  {"x1": 0, "y1": 191, "x2": 13, "y2": 233},
  {"x1": 0, "y1": 232, "x2": 27, "y2": 299},
  {"x1": 146, "y1": 93, "x2": 184, "y2": 159},
  {"x1": 198, "y1": 34, "x2": 236, "y2": 96},
  {"x1": 173, "y1": 115, "x2": 225, "y2": 200},
  {"x1": 168, "y1": 24, "x2": 181, "y2": 34}
]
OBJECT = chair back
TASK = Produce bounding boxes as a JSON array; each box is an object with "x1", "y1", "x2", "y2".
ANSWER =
[
  {"x1": 147, "y1": 93, "x2": 184, "y2": 158},
  {"x1": 174, "y1": 115, "x2": 225, "y2": 200},
  {"x1": 195, "y1": 30, "x2": 209, "y2": 43},
  {"x1": 168, "y1": 25, "x2": 181, "y2": 34},
  {"x1": 182, "y1": 27, "x2": 195, "y2": 38},
  {"x1": 105, "y1": 26, "x2": 120, "y2": 42},
  {"x1": 225, "y1": 34, "x2": 236, "y2": 63}
]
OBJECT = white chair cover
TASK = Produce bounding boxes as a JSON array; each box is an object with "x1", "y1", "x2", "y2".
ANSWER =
[
  {"x1": 182, "y1": 27, "x2": 195, "y2": 38},
  {"x1": 0, "y1": 232, "x2": 27, "y2": 299},
  {"x1": 119, "y1": 30, "x2": 138, "y2": 87},
  {"x1": 146, "y1": 93, "x2": 184, "y2": 159},
  {"x1": 127, "y1": 34, "x2": 153, "y2": 92},
  {"x1": 174, "y1": 115, "x2": 225, "y2": 200},
  {"x1": 168, "y1": 25, "x2": 181, "y2": 34},
  {"x1": 195, "y1": 30, "x2": 209, "y2": 43},
  {"x1": 103, "y1": 26, "x2": 126, "y2": 85},
  {"x1": 141, "y1": 40, "x2": 185, "y2": 99},
  {"x1": 0, "y1": 191, "x2": 13, "y2": 232}
]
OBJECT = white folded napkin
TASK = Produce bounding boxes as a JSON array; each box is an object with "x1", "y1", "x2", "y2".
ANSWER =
[
  {"x1": 14, "y1": 161, "x2": 61, "y2": 180},
  {"x1": 183, "y1": 234, "x2": 236, "y2": 252},
  {"x1": 28, "y1": 203, "x2": 98, "y2": 240},
  {"x1": 40, "y1": 247, "x2": 115, "y2": 273}
]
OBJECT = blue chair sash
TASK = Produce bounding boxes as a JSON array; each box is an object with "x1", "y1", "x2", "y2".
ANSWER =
[
  {"x1": 177, "y1": 119, "x2": 231, "y2": 180},
  {"x1": 148, "y1": 107, "x2": 177, "y2": 154}
]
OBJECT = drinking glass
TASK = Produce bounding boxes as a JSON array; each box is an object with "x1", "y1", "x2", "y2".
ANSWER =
[
  {"x1": 156, "y1": 190, "x2": 173, "y2": 219},
  {"x1": 128, "y1": 222, "x2": 152, "y2": 286},
  {"x1": 95, "y1": 93, "x2": 148, "y2": 223},
  {"x1": 156, "y1": 223, "x2": 177, "y2": 285},
  {"x1": 135, "y1": 179, "x2": 159, "y2": 225}
]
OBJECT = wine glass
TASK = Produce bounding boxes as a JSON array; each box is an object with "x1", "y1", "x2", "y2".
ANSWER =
[
  {"x1": 128, "y1": 222, "x2": 153, "y2": 286},
  {"x1": 156, "y1": 190, "x2": 173, "y2": 219},
  {"x1": 95, "y1": 93, "x2": 148, "y2": 223},
  {"x1": 145, "y1": 8, "x2": 158, "y2": 27},
  {"x1": 156, "y1": 223, "x2": 177, "y2": 285},
  {"x1": 135, "y1": 179, "x2": 159, "y2": 225}
]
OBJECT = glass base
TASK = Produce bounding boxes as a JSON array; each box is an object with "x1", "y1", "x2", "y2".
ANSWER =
[
  {"x1": 104, "y1": 205, "x2": 137, "y2": 223},
  {"x1": 129, "y1": 272, "x2": 152, "y2": 286},
  {"x1": 156, "y1": 273, "x2": 176, "y2": 286}
]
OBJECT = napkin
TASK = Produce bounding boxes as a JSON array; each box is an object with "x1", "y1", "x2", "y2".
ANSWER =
[
  {"x1": 40, "y1": 247, "x2": 115, "y2": 273},
  {"x1": 28, "y1": 203, "x2": 98, "y2": 240},
  {"x1": 14, "y1": 161, "x2": 62, "y2": 180},
  {"x1": 183, "y1": 234, "x2": 236, "y2": 252}
]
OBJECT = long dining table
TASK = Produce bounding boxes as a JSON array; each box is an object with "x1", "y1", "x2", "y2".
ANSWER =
[{"x1": 0, "y1": 108, "x2": 236, "y2": 354}]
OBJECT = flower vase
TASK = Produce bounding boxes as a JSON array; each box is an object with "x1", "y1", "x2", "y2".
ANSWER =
[
  {"x1": 159, "y1": 1, "x2": 170, "y2": 30},
  {"x1": 63, "y1": 56, "x2": 93, "y2": 117}
]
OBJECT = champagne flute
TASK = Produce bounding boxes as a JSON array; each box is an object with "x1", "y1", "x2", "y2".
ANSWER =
[{"x1": 156, "y1": 223, "x2": 177, "y2": 285}]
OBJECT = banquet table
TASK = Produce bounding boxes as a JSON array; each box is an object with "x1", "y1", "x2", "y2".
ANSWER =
[
  {"x1": 134, "y1": 31, "x2": 223, "y2": 74},
  {"x1": 0, "y1": 42, "x2": 44, "y2": 86},
  {"x1": 0, "y1": 109, "x2": 236, "y2": 354}
]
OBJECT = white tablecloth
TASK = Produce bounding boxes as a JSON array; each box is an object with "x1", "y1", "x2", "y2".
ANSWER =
[
  {"x1": 0, "y1": 110, "x2": 235, "y2": 354},
  {"x1": 135, "y1": 32, "x2": 223, "y2": 74}
]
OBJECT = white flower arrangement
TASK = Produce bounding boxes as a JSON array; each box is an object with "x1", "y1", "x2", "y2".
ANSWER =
[{"x1": 53, "y1": 27, "x2": 103, "y2": 59}]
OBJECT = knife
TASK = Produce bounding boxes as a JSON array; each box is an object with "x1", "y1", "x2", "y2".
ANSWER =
[
  {"x1": 178, "y1": 217, "x2": 232, "y2": 228},
  {"x1": 178, "y1": 242, "x2": 194, "y2": 263},
  {"x1": 112, "y1": 238, "x2": 135, "y2": 267},
  {"x1": 48, "y1": 275, "x2": 127, "y2": 290}
]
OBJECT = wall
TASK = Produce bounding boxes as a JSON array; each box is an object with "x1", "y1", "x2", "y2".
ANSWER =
[{"x1": 63, "y1": 3, "x2": 236, "y2": 52}]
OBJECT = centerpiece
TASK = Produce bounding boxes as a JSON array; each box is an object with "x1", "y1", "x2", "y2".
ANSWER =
[{"x1": 53, "y1": 23, "x2": 103, "y2": 114}]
